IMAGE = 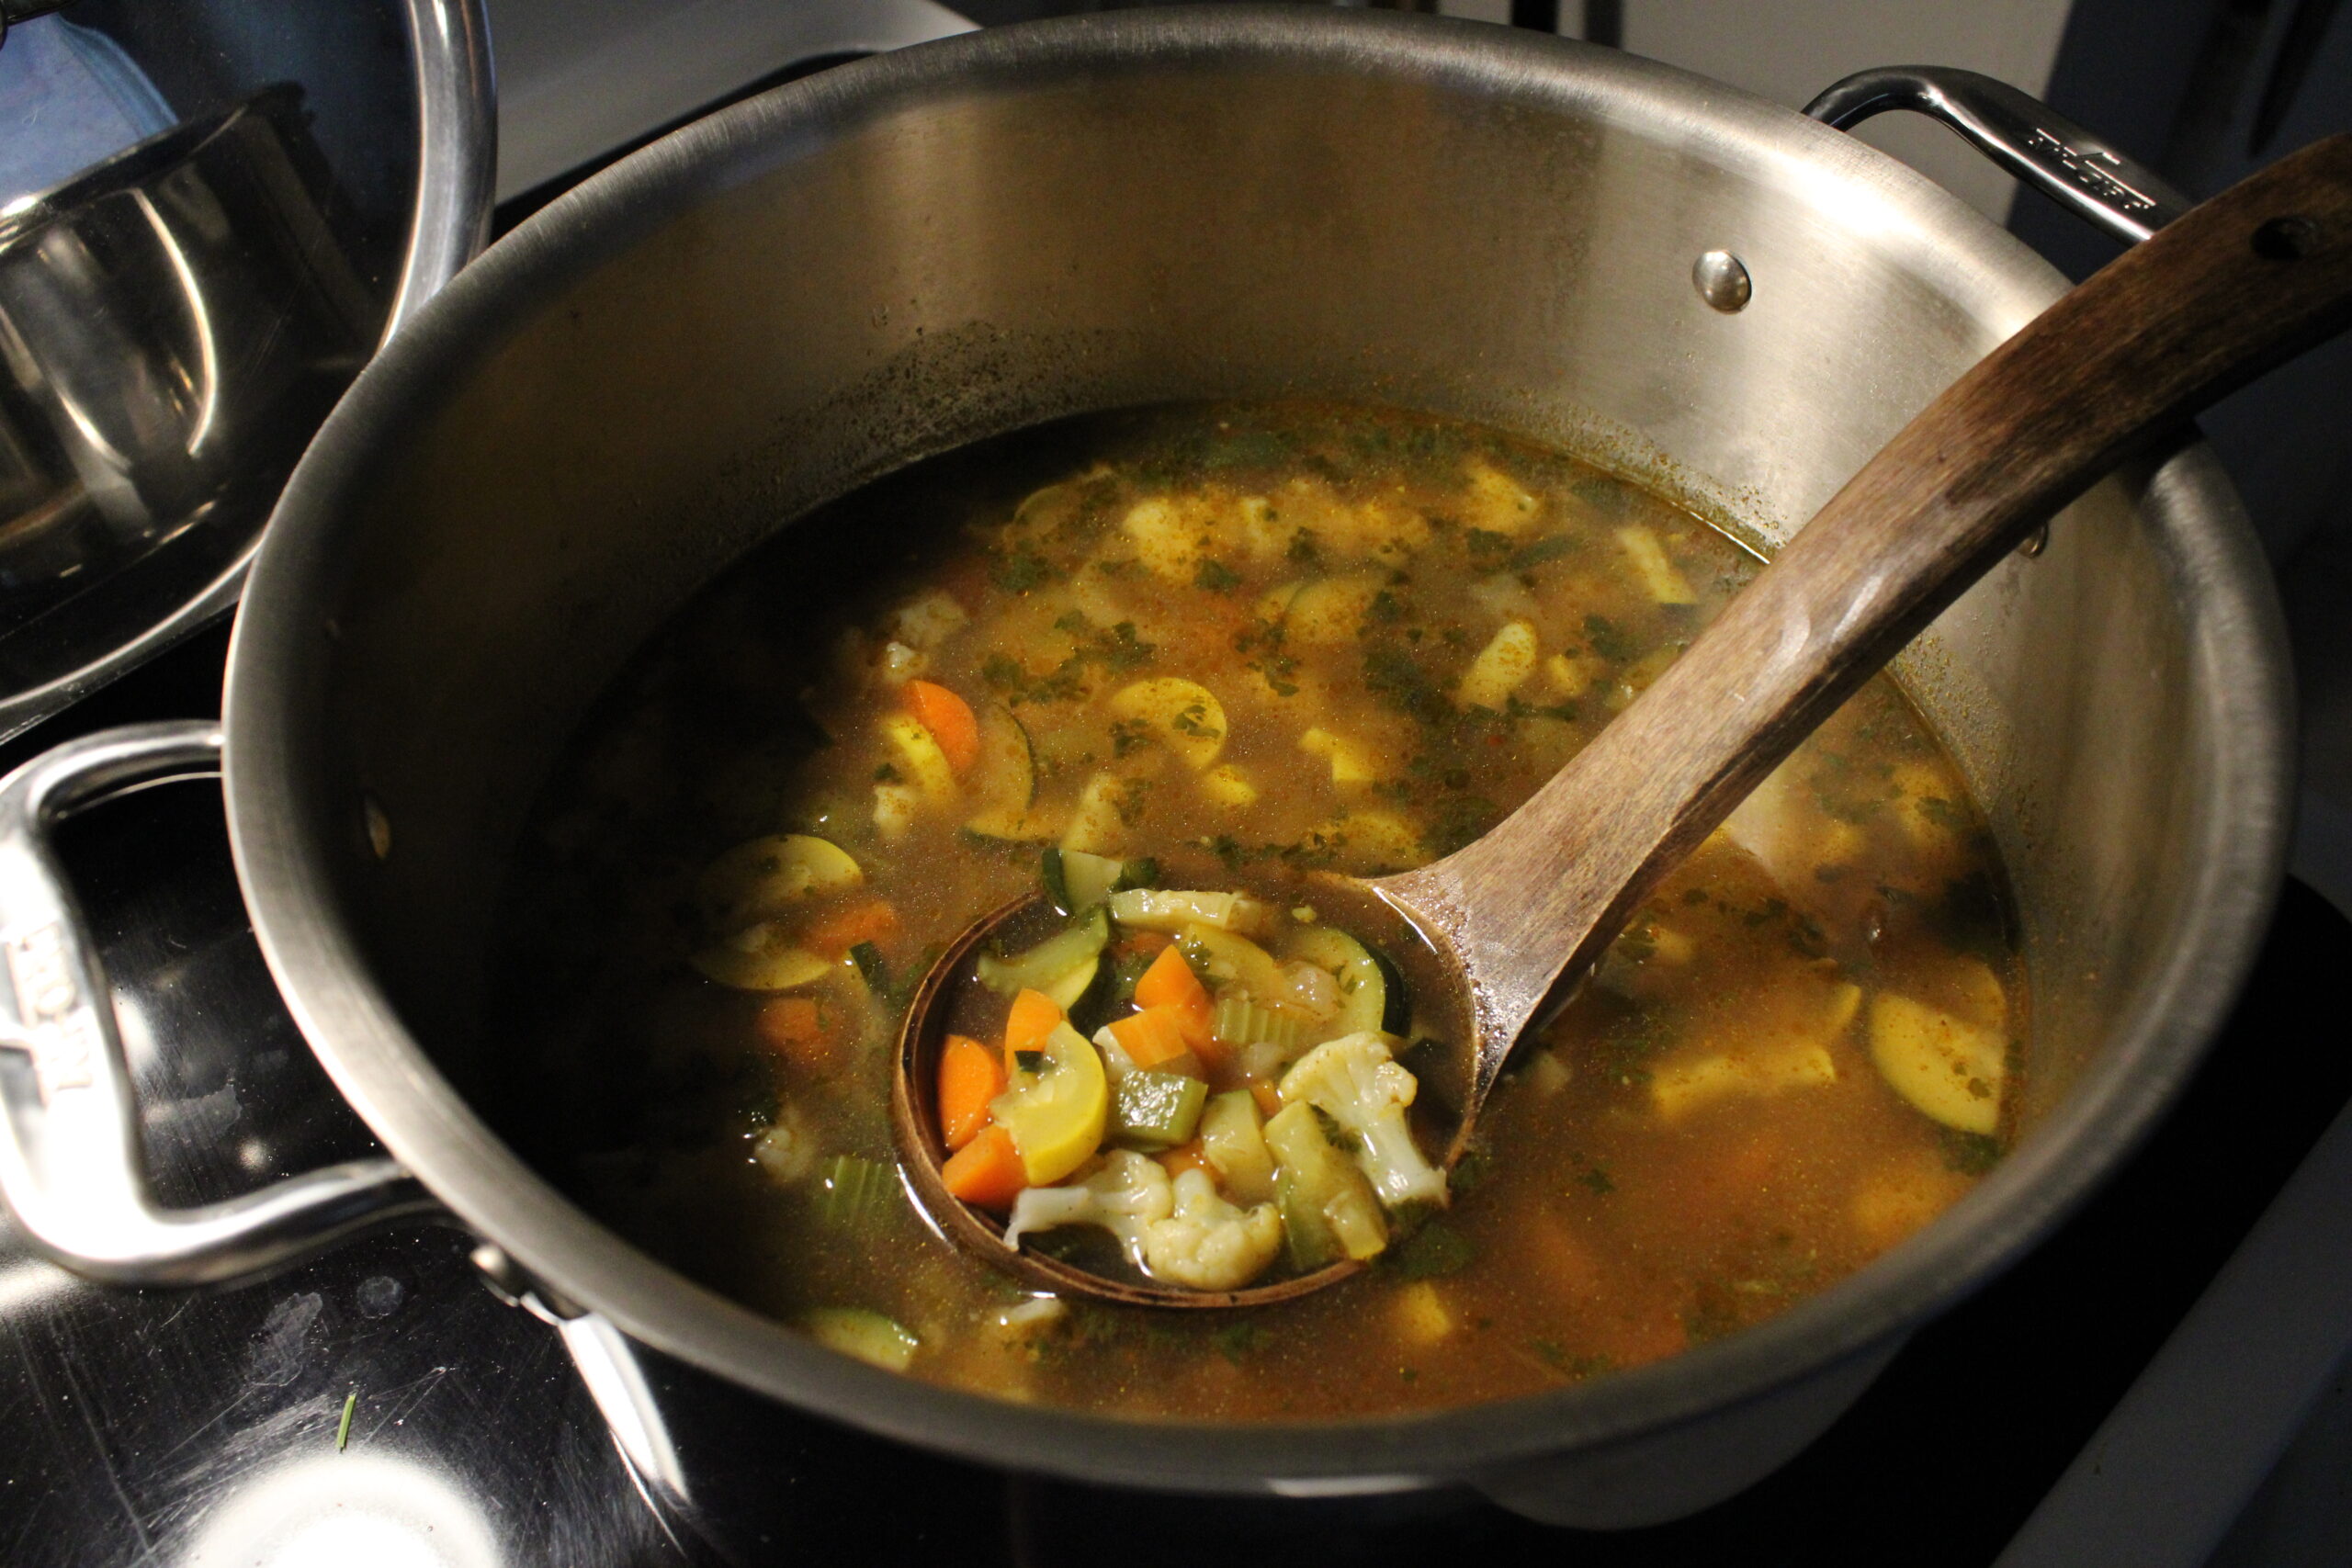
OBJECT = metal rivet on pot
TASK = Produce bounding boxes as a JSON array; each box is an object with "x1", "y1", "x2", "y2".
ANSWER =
[
  {"x1": 2018, "y1": 525, "x2": 2049, "y2": 558},
  {"x1": 1693, "y1": 250, "x2": 1752, "y2": 312},
  {"x1": 363, "y1": 794, "x2": 392, "y2": 860}
]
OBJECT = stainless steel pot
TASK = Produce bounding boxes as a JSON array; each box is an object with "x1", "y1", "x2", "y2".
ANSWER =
[{"x1": 0, "y1": 9, "x2": 2294, "y2": 1528}]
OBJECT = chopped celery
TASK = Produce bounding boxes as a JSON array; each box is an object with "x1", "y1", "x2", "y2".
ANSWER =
[
  {"x1": 976, "y1": 906, "x2": 1111, "y2": 997},
  {"x1": 1111, "y1": 888, "x2": 1276, "y2": 936},
  {"x1": 1110, "y1": 1070, "x2": 1208, "y2": 1150},
  {"x1": 816, "y1": 1155, "x2": 895, "y2": 1226},
  {"x1": 1210, "y1": 994, "x2": 1307, "y2": 1053}
]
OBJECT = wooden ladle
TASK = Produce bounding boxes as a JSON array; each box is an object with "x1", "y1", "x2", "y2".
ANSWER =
[{"x1": 890, "y1": 135, "x2": 2352, "y2": 1309}]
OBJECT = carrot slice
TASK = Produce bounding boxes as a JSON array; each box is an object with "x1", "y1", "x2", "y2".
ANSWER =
[
  {"x1": 942, "y1": 1123, "x2": 1027, "y2": 1209},
  {"x1": 1158, "y1": 1138, "x2": 1216, "y2": 1182},
  {"x1": 801, "y1": 897, "x2": 899, "y2": 959},
  {"x1": 938, "y1": 1033, "x2": 1005, "y2": 1151},
  {"x1": 904, "y1": 681, "x2": 980, "y2": 773},
  {"x1": 1106, "y1": 1005, "x2": 1203, "y2": 1077},
  {"x1": 1249, "y1": 1080, "x2": 1283, "y2": 1117},
  {"x1": 1003, "y1": 987, "x2": 1066, "y2": 1071},
  {"x1": 756, "y1": 996, "x2": 839, "y2": 1071},
  {"x1": 1134, "y1": 944, "x2": 1208, "y2": 1013}
]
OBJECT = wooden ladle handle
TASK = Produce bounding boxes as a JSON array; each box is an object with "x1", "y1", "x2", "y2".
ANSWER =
[{"x1": 1385, "y1": 133, "x2": 2352, "y2": 1068}]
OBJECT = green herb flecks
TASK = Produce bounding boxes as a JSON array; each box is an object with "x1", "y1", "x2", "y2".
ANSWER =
[
  {"x1": 1582, "y1": 614, "x2": 1639, "y2": 662},
  {"x1": 849, "y1": 942, "x2": 892, "y2": 997},
  {"x1": 1385, "y1": 1218, "x2": 1476, "y2": 1279},
  {"x1": 1193, "y1": 558, "x2": 1243, "y2": 593},
  {"x1": 1210, "y1": 1320, "x2": 1268, "y2": 1364},
  {"x1": 335, "y1": 1390, "x2": 356, "y2": 1452}
]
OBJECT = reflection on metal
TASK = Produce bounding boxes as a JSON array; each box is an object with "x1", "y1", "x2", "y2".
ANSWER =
[
  {"x1": 0, "y1": 0, "x2": 492, "y2": 745},
  {"x1": 490, "y1": 0, "x2": 968, "y2": 204},
  {"x1": 181, "y1": 1451, "x2": 504, "y2": 1568},
  {"x1": 1804, "y1": 65, "x2": 2193, "y2": 245},
  {"x1": 557, "y1": 1313, "x2": 698, "y2": 1542},
  {"x1": 469, "y1": 1237, "x2": 696, "y2": 1554},
  {"x1": 0, "y1": 721, "x2": 434, "y2": 1282},
  {"x1": 1691, "y1": 249, "x2": 1753, "y2": 311}
]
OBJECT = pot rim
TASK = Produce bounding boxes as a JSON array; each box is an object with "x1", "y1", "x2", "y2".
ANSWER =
[{"x1": 221, "y1": 6, "x2": 2294, "y2": 1487}]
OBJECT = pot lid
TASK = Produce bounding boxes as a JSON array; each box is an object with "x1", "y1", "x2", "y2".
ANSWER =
[{"x1": 0, "y1": 0, "x2": 492, "y2": 742}]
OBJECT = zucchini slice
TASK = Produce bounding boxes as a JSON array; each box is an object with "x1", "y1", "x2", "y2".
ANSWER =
[
  {"x1": 878, "y1": 712, "x2": 956, "y2": 801},
  {"x1": 975, "y1": 906, "x2": 1112, "y2": 998},
  {"x1": 1287, "y1": 926, "x2": 1408, "y2": 1036},
  {"x1": 965, "y1": 702, "x2": 1047, "y2": 840},
  {"x1": 1044, "y1": 847, "x2": 1125, "y2": 915},
  {"x1": 689, "y1": 924, "x2": 834, "y2": 992},
  {"x1": 1106, "y1": 678, "x2": 1227, "y2": 771},
  {"x1": 695, "y1": 833, "x2": 862, "y2": 930}
]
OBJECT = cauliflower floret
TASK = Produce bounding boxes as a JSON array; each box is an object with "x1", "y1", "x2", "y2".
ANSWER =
[
  {"x1": 1142, "y1": 1169, "x2": 1283, "y2": 1291},
  {"x1": 1278, "y1": 1032, "x2": 1448, "y2": 1210},
  {"x1": 888, "y1": 592, "x2": 969, "y2": 651},
  {"x1": 1003, "y1": 1150, "x2": 1172, "y2": 1270},
  {"x1": 748, "y1": 1103, "x2": 817, "y2": 1184},
  {"x1": 1001, "y1": 1152, "x2": 1283, "y2": 1292}
]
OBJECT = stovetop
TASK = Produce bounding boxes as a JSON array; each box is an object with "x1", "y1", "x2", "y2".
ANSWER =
[{"x1": 0, "y1": 624, "x2": 2347, "y2": 1567}]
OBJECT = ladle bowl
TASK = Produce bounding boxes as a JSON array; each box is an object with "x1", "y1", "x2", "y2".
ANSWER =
[{"x1": 891, "y1": 132, "x2": 2352, "y2": 1308}]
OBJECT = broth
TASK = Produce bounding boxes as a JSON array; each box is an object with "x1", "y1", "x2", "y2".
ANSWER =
[{"x1": 489, "y1": 401, "x2": 2023, "y2": 1418}]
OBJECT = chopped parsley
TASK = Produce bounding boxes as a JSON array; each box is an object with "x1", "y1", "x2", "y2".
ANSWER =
[
  {"x1": 1582, "y1": 613, "x2": 1639, "y2": 662},
  {"x1": 1193, "y1": 558, "x2": 1243, "y2": 593}
]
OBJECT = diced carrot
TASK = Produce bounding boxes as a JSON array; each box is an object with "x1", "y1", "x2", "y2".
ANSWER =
[
  {"x1": 1170, "y1": 999, "x2": 1218, "y2": 1061},
  {"x1": 1134, "y1": 944, "x2": 1208, "y2": 1013},
  {"x1": 938, "y1": 1033, "x2": 1004, "y2": 1152},
  {"x1": 942, "y1": 1123, "x2": 1027, "y2": 1209},
  {"x1": 1158, "y1": 1139, "x2": 1216, "y2": 1182},
  {"x1": 755, "y1": 996, "x2": 839, "y2": 1071},
  {"x1": 801, "y1": 897, "x2": 899, "y2": 958},
  {"x1": 1250, "y1": 1080, "x2": 1283, "y2": 1117},
  {"x1": 904, "y1": 681, "x2": 980, "y2": 773},
  {"x1": 1003, "y1": 988, "x2": 1066, "y2": 1071},
  {"x1": 1106, "y1": 1006, "x2": 1203, "y2": 1077}
]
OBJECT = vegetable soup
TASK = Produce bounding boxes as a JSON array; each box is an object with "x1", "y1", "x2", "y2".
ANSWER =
[{"x1": 490, "y1": 401, "x2": 2024, "y2": 1419}]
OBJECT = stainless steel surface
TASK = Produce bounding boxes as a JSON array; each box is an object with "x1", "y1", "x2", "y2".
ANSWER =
[
  {"x1": 0, "y1": 91, "x2": 377, "y2": 622},
  {"x1": 386, "y1": 0, "x2": 496, "y2": 340},
  {"x1": 0, "y1": 0, "x2": 492, "y2": 745},
  {"x1": 488, "y1": 0, "x2": 970, "y2": 203},
  {"x1": 152, "y1": 5, "x2": 2285, "y2": 1522},
  {"x1": 0, "y1": 721, "x2": 431, "y2": 1282},
  {"x1": 0, "y1": 626, "x2": 2339, "y2": 1568},
  {"x1": 1804, "y1": 64, "x2": 2194, "y2": 245},
  {"x1": 1690, "y1": 248, "x2": 1752, "y2": 311},
  {"x1": 0, "y1": 757, "x2": 673, "y2": 1564}
]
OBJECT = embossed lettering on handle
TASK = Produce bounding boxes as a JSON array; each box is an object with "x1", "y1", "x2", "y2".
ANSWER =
[
  {"x1": 0, "y1": 721, "x2": 432, "y2": 1285},
  {"x1": 1805, "y1": 66, "x2": 2194, "y2": 245}
]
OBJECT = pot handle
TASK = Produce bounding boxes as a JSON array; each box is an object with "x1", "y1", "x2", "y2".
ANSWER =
[
  {"x1": 0, "y1": 720, "x2": 433, "y2": 1285},
  {"x1": 1804, "y1": 65, "x2": 2191, "y2": 244}
]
